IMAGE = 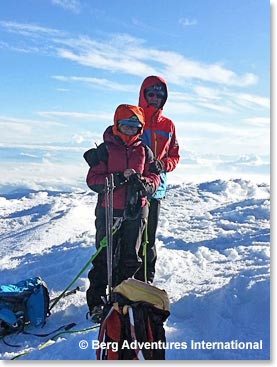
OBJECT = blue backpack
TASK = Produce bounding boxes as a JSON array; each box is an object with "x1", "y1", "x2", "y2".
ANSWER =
[{"x1": 0, "y1": 277, "x2": 50, "y2": 336}]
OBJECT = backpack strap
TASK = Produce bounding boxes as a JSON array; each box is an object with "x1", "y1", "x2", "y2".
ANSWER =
[
  {"x1": 127, "y1": 307, "x2": 145, "y2": 360},
  {"x1": 0, "y1": 307, "x2": 22, "y2": 332}
]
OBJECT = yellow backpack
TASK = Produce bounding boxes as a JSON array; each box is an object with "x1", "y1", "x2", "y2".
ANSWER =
[{"x1": 113, "y1": 278, "x2": 170, "y2": 312}]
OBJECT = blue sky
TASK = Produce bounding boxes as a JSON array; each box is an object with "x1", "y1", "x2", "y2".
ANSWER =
[{"x1": 0, "y1": 0, "x2": 270, "y2": 191}]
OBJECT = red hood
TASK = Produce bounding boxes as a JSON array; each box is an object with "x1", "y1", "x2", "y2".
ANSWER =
[
  {"x1": 108, "y1": 104, "x2": 145, "y2": 146},
  {"x1": 138, "y1": 75, "x2": 168, "y2": 111},
  {"x1": 113, "y1": 104, "x2": 145, "y2": 127}
]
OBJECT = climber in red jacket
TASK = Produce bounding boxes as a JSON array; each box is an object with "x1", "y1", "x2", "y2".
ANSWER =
[
  {"x1": 84, "y1": 104, "x2": 160, "y2": 322},
  {"x1": 137, "y1": 75, "x2": 180, "y2": 283}
]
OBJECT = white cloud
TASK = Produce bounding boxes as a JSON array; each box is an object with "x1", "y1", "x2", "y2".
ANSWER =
[
  {"x1": 0, "y1": 115, "x2": 69, "y2": 146},
  {"x1": 57, "y1": 47, "x2": 156, "y2": 77},
  {"x1": 56, "y1": 87, "x2": 70, "y2": 92},
  {"x1": 72, "y1": 134, "x2": 84, "y2": 144},
  {"x1": 0, "y1": 115, "x2": 65, "y2": 128},
  {"x1": 0, "y1": 21, "x2": 65, "y2": 38},
  {"x1": 0, "y1": 120, "x2": 32, "y2": 135},
  {"x1": 144, "y1": 50, "x2": 258, "y2": 86},
  {"x1": 37, "y1": 111, "x2": 113, "y2": 121},
  {"x1": 52, "y1": 75, "x2": 137, "y2": 91},
  {"x1": 197, "y1": 101, "x2": 234, "y2": 113},
  {"x1": 191, "y1": 85, "x2": 269, "y2": 113},
  {"x1": 0, "y1": 21, "x2": 269, "y2": 159},
  {"x1": 167, "y1": 85, "x2": 268, "y2": 116},
  {"x1": 166, "y1": 101, "x2": 198, "y2": 115},
  {"x1": 0, "y1": 40, "x2": 41, "y2": 54},
  {"x1": 194, "y1": 86, "x2": 222, "y2": 100},
  {"x1": 0, "y1": 142, "x2": 85, "y2": 152},
  {"x1": 243, "y1": 117, "x2": 270, "y2": 125},
  {"x1": 56, "y1": 43, "x2": 258, "y2": 87},
  {"x1": 0, "y1": 21, "x2": 259, "y2": 88},
  {"x1": 50, "y1": 0, "x2": 81, "y2": 13},
  {"x1": 71, "y1": 132, "x2": 102, "y2": 145},
  {"x1": 173, "y1": 116, "x2": 270, "y2": 156},
  {"x1": 179, "y1": 17, "x2": 198, "y2": 27},
  {"x1": 234, "y1": 93, "x2": 270, "y2": 109}
]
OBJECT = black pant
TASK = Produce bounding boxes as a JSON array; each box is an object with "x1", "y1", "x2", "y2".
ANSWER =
[
  {"x1": 86, "y1": 205, "x2": 148, "y2": 310},
  {"x1": 136, "y1": 198, "x2": 161, "y2": 283}
]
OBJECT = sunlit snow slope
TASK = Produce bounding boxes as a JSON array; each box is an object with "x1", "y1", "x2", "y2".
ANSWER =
[{"x1": 0, "y1": 179, "x2": 270, "y2": 360}]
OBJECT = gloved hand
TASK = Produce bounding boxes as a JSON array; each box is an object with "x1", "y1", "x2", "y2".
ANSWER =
[
  {"x1": 113, "y1": 172, "x2": 126, "y2": 187},
  {"x1": 128, "y1": 173, "x2": 156, "y2": 196},
  {"x1": 149, "y1": 159, "x2": 164, "y2": 175},
  {"x1": 128, "y1": 173, "x2": 145, "y2": 190}
]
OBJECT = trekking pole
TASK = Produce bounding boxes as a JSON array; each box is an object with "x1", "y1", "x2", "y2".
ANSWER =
[
  {"x1": 142, "y1": 221, "x2": 149, "y2": 283},
  {"x1": 108, "y1": 174, "x2": 114, "y2": 299},
  {"x1": 105, "y1": 174, "x2": 114, "y2": 303},
  {"x1": 50, "y1": 286, "x2": 80, "y2": 304}
]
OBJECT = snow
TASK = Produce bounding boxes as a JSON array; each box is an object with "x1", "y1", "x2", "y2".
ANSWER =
[{"x1": 0, "y1": 179, "x2": 270, "y2": 363}]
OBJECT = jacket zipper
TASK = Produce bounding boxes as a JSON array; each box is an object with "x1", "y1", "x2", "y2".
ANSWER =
[
  {"x1": 124, "y1": 146, "x2": 129, "y2": 205},
  {"x1": 150, "y1": 114, "x2": 157, "y2": 158}
]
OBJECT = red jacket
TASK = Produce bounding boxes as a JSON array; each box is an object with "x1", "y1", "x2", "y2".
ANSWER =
[
  {"x1": 86, "y1": 105, "x2": 160, "y2": 210},
  {"x1": 139, "y1": 76, "x2": 180, "y2": 198}
]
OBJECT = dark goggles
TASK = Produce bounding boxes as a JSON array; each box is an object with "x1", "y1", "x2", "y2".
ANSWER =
[{"x1": 145, "y1": 84, "x2": 166, "y2": 99}]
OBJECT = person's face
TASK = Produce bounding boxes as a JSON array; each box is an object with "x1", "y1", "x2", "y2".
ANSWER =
[
  {"x1": 118, "y1": 124, "x2": 140, "y2": 136},
  {"x1": 145, "y1": 87, "x2": 165, "y2": 108}
]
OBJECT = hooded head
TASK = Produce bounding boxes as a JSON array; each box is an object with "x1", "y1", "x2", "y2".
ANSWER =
[
  {"x1": 112, "y1": 104, "x2": 145, "y2": 146},
  {"x1": 138, "y1": 75, "x2": 168, "y2": 110}
]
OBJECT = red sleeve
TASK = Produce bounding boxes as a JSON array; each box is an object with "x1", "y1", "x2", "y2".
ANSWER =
[
  {"x1": 162, "y1": 126, "x2": 180, "y2": 172},
  {"x1": 86, "y1": 161, "x2": 108, "y2": 193}
]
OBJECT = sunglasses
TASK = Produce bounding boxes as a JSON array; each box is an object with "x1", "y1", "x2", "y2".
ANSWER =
[
  {"x1": 146, "y1": 91, "x2": 165, "y2": 99},
  {"x1": 145, "y1": 84, "x2": 166, "y2": 99}
]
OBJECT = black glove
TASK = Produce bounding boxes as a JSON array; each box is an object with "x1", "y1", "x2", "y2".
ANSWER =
[
  {"x1": 149, "y1": 159, "x2": 164, "y2": 175},
  {"x1": 113, "y1": 172, "x2": 126, "y2": 187},
  {"x1": 128, "y1": 173, "x2": 156, "y2": 196}
]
